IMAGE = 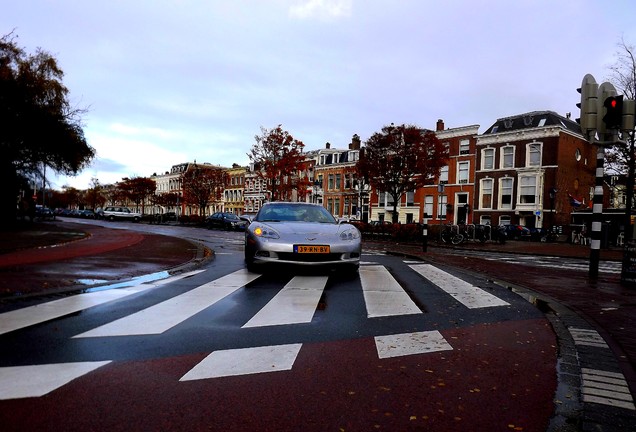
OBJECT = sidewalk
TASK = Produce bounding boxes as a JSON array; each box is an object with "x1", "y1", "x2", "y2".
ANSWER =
[
  {"x1": 1, "y1": 220, "x2": 635, "y2": 430},
  {"x1": 0, "y1": 220, "x2": 208, "y2": 298}
]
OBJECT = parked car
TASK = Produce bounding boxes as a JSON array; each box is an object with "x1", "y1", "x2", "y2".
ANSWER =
[
  {"x1": 101, "y1": 206, "x2": 142, "y2": 222},
  {"x1": 78, "y1": 209, "x2": 95, "y2": 219},
  {"x1": 34, "y1": 205, "x2": 54, "y2": 220},
  {"x1": 503, "y1": 224, "x2": 531, "y2": 240},
  {"x1": 206, "y1": 212, "x2": 249, "y2": 231},
  {"x1": 244, "y1": 202, "x2": 361, "y2": 272}
]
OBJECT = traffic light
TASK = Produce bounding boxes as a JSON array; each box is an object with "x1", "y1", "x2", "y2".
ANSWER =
[
  {"x1": 603, "y1": 95, "x2": 623, "y2": 129},
  {"x1": 623, "y1": 99, "x2": 636, "y2": 131},
  {"x1": 576, "y1": 74, "x2": 598, "y2": 135},
  {"x1": 596, "y1": 82, "x2": 617, "y2": 136}
]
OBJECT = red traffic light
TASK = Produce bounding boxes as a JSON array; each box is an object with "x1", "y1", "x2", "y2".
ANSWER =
[{"x1": 603, "y1": 95, "x2": 623, "y2": 129}]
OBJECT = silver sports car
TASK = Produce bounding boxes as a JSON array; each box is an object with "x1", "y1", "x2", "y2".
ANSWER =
[{"x1": 244, "y1": 202, "x2": 361, "y2": 272}]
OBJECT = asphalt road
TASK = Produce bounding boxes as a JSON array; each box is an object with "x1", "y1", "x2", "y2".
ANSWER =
[{"x1": 0, "y1": 243, "x2": 558, "y2": 431}]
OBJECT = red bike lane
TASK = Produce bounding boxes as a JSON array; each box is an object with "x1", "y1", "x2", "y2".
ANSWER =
[{"x1": 0, "y1": 319, "x2": 556, "y2": 432}]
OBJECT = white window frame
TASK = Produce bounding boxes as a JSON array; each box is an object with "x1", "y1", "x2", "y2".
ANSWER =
[
  {"x1": 480, "y1": 178, "x2": 493, "y2": 209},
  {"x1": 482, "y1": 148, "x2": 495, "y2": 170},
  {"x1": 424, "y1": 195, "x2": 433, "y2": 219},
  {"x1": 519, "y1": 175, "x2": 537, "y2": 204},
  {"x1": 527, "y1": 142, "x2": 542, "y2": 167},
  {"x1": 501, "y1": 145, "x2": 514, "y2": 168},
  {"x1": 439, "y1": 165, "x2": 449, "y2": 184},
  {"x1": 458, "y1": 161, "x2": 469, "y2": 184},
  {"x1": 499, "y1": 177, "x2": 514, "y2": 210},
  {"x1": 459, "y1": 139, "x2": 470, "y2": 155}
]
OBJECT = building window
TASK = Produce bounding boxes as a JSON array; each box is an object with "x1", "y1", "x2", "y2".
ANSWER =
[
  {"x1": 406, "y1": 191, "x2": 414, "y2": 206},
  {"x1": 519, "y1": 176, "x2": 536, "y2": 204},
  {"x1": 328, "y1": 174, "x2": 334, "y2": 190},
  {"x1": 500, "y1": 215, "x2": 511, "y2": 225},
  {"x1": 500, "y1": 178, "x2": 513, "y2": 209},
  {"x1": 439, "y1": 166, "x2": 449, "y2": 184},
  {"x1": 438, "y1": 195, "x2": 447, "y2": 219},
  {"x1": 378, "y1": 192, "x2": 385, "y2": 208},
  {"x1": 424, "y1": 195, "x2": 433, "y2": 219},
  {"x1": 335, "y1": 174, "x2": 341, "y2": 190},
  {"x1": 483, "y1": 148, "x2": 495, "y2": 170},
  {"x1": 481, "y1": 179, "x2": 493, "y2": 209},
  {"x1": 459, "y1": 139, "x2": 470, "y2": 155},
  {"x1": 502, "y1": 146, "x2": 514, "y2": 168},
  {"x1": 458, "y1": 161, "x2": 469, "y2": 184},
  {"x1": 527, "y1": 142, "x2": 542, "y2": 167},
  {"x1": 480, "y1": 215, "x2": 491, "y2": 225}
]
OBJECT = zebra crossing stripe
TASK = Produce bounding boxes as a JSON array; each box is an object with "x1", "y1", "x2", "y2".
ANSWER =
[
  {"x1": 410, "y1": 264, "x2": 509, "y2": 309},
  {"x1": 569, "y1": 328, "x2": 609, "y2": 349},
  {"x1": 180, "y1": 343, "x2": 303, "y2": 381},
  {"x1": 242, "y1": 276, "x2": 328, "y2": 328},
  {"x1": 0, "y1": 361, "x2": 111, "y2": 400},
  {"x1": 0, "y1": 287, "x2": 152, "y2": 336},
  {"x1": 359, "y1": 265, "x2": 422, "y2": 318},
  {"x1": 375, "y1": 330, "x2": 453, "y2": 359},
  {"x1": 581, "y1": 368, "x2": 635, "y2": 410},
  {"x1": 75, "y1": 269, "x2": 261, "y2": 337},
  {"x1": 0, "y1": 270, "x2": 205, "y2": 336}
]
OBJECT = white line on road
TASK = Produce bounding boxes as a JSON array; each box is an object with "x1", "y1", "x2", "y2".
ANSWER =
[
  {"x1": 410, "y1": 264, "x2": 509, "y2": 309},
  {"x1": 74, "y1": 269, "x2": 261, "y2": 337},
  {"x1": 375, "y1": 330, "x2": 453, "y2": 359},
  {"x1": 359, "y1": 265, "x2": 422, "y2": 318},
  {"x1": 180, "y1": 343, "x2": 303, "y2": 380},
  {"x1": 0, "y1": 361, "x2": 111, "y2": 400},
  {"x1": 242, "y1": 276, "x2": 328, "y2": 328}
]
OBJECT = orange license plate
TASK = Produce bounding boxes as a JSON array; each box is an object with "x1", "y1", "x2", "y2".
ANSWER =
[{"x1": 294, "y1": 245, "x2": 330, "y2": 254}]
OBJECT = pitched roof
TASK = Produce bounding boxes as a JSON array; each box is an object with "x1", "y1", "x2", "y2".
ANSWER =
[{"x1": 482, "y1": 110, "x2": 581, "y2": 135}]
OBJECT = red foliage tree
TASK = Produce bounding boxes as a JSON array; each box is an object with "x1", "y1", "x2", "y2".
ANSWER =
[
  {"x1": 181, "y1": 165, "x2": 228, "y2": 216},
  {"x1": 357, "y1": 123, "x2": 449, "y2": 223},
  {"x1": 248, "y1": 125, "x2": 308, "y2": 202}
]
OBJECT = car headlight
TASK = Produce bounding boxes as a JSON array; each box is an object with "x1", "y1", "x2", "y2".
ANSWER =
[
  {"x1": 252, "y1": 224, "x2": 280, "y2": 239},
  {"x1": 339, "y1": 227, "x2": 360, "y2": 241}
]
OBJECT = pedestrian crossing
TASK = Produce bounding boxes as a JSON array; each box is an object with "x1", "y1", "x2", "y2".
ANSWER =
[{"x1": 0, "y1": 260, "x2": 515, "y2": 399}]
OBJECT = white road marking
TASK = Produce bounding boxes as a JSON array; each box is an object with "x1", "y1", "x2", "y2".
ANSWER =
[
  {"x1": 0, "y1": 271, "x2": 205, "y2": 336},
  {"x1": 410, "y1": 264, "x2": 509, "y2": 309},
  {"x1": 581, "y1": 368, "x2": 635, "y2": 410},
  {"x1": 242, "y1": 276, "x2": 327, "y2": 328},
  {"x1": 180, "y1": 343, "x2": 303, "y2": 380},
  {"x1": 375, "y1": 330, "x2": 453, "y2": 359},
  {"x1": 569, "y1": 328, "x2": 609, "y2": 348},
  {"x1": 0, "y1": 361, "x2": 111, "y2": 400},
  {"x1": 359, "y1": 265, "x2": 422, "y2": 318},
  {"x1": 74, "y1": 269, "x2": 261, "y2": 337}
]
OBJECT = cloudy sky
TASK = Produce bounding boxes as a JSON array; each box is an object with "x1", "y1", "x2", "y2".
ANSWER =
[{"x1": 4, "y1": 0, "x2": 636, "y2": 190}]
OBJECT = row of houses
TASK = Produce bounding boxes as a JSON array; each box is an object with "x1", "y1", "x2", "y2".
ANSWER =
[{"x1": 150, "y1": 110, "x2": 607, "y2": 232}]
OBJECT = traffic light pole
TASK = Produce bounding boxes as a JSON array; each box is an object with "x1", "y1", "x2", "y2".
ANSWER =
[{"x1": 589, "y1": 144, "x2": 605, "y2": 278}]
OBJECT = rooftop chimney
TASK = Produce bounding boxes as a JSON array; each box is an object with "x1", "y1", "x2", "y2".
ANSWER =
[
  {"x1": 349, "y1": 134, "x2": 361, "y2": 150},
  {"x1": 325, "y1": 142, "x2": 331, "y2": 149},
  {"x1": 436, "y1": 119, "x2": 445, "y2": 131}
]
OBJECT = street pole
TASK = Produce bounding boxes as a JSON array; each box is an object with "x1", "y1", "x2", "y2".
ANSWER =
[{"x1": 589, "y1": 144, "x2": 605, "y2": 278}]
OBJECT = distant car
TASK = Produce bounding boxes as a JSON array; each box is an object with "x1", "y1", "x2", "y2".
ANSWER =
[
  {"x1": 78, "y1": 209, "x2": 95, "y2": 219},
  {"x1": 34, "y1": 205, "x2": 54, "y2": 220},
  {"x1": 244, "y1": 202, "x2": 361, "y2": 272},
  {"x1": 102, "y1": 206, "x2": 142, "y2": 222},
  {"x1": 503, "y1": 224, "x2": 531, "y2": 240},
  {"x1": 206, "y1": 212, "x2": 248, "y2": 231}
]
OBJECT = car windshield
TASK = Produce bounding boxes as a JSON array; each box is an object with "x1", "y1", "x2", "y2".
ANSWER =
[{"x1": 256, "y1": 204, "x2": 336, "y2": 224}]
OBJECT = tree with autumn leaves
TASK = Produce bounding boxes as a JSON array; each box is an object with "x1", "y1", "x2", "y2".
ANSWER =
[
  {"x1": 181, "y1": 165, "x2": 228, "y2": 216},
  {"x1": 248, "y1": 125, "x2": 311, "y2": 202},
  {"x1": 357, "y1": 124, "x2": 449, "y2": 223}
]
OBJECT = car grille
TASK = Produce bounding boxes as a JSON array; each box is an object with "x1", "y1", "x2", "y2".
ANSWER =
[{"x1": 277, "y1": 252, "x2": 342, "y2": 262}]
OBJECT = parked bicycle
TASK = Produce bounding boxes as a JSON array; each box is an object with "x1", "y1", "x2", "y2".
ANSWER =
[{"x1": 440, "y1": 224, "x2": 465, "y2": 245}]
